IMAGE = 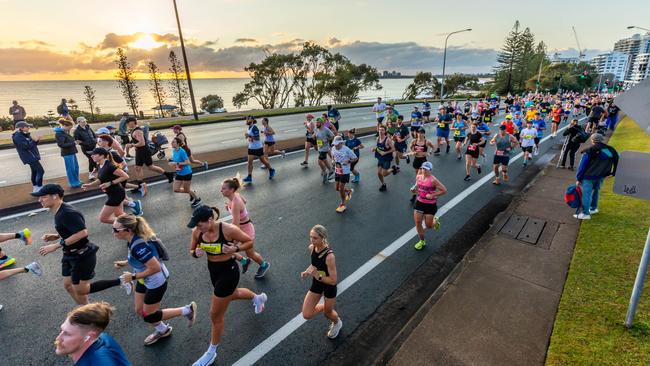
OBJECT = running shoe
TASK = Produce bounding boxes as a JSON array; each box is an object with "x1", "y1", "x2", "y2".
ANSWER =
[
  {"x1": 533, "y1": 146, "x2": 539, "y2": 156},
  {"x1": 406, "y1": 155, "x2": 410, "y2": 164},
  {"x1": 25, "y1": 261, "x2": 43, "y2": 277},
  {"x1": 457, "y1": 154, "x2": 462, "y2": 160},
  {"x1": 477, "y1": 166, "x2": 482, "y2": 175},
  {"x1": 327, "y1": 170, "x2": 334, "y2": 181},
  {"x1": 573, "y1": 213, "x2": 591, "y2": 220},
  {"x1": 144, "y1": 326, "x2": 172, "y2": 346},
  {"x1": 254, "y1": 262, "x2": 271, "y2": 279},
  {"x1": 193, "y1": 350, "x2": 217, "y2": 366},
  {"x1": 0, "y1": 256, "x2": 16, "y2": 269},
  {"x1": 253, "y1": 292, "x2": 268, "y2": 314},
  {"x1": 260, "y1": 165, "x2": 267, "y2": 170},
  {"x1": 185, "y1": 301, "x2": 197, "y2": 328},
  {"x1": 327, "y1": 318, "x2": 343, "y2": 339},
  {"x1": 300, "y1": 161, "x2": 309, "y2": 167},
  {"x1": 589, "y1": 209, "x2": 599, "y2": 215},
  {"x1": 346, "y1": 189, "x2": 354, "y2": 202},
  {"x1": 18, "y1": 228, "x2": 32, "y2": 245},
  {"x1": 139, "y1": 183, "x2": 148, "y2": 197},
  {"x1": 202, "y1": 161, "x2": 209, "y2": 170},
  {"x1": 120, "y1": 279, "x2": 133, "y2": 296},
  {"x1": 240, "y1": 257, "x2": 251, "y2": 274},
  {"x1": 336, "y1": 204, "x2": 346, "y2": 213},
  {"x1": 132, "y1": 200, "x2": 143, "y2": 216},
  {"x1": 464, "y1": 175, "x2": 471, "y2": 181},
  {"x1": 355, "y1": 172, "x2": 361, "y2": 183},
  {"x1": 164, "y1": 172, "x2": 175, "y2": 183},
  {"x1": 0, "y1": 304, "x2": 3, "y2": 312},
  {"x1": 446, "y1": 145, "x2": 450, "y2": 154},
  {"x1": 433, "y1": 217, "x2": 441, "y2": 230},
  {"x1": 379, "y1": 184, "x2": 387, "y2": 192},
  {"x1": 281, "y1": 150, "x2": 286, "y2": 158},
  {"x1": 414, "y1": 240, "x2": 426, "y2": 250},
  {"x1": 269, "y1": 168, "x2": 276, "y2": 180},
  {"x1": 243, "y1": 175, "x2": 253, "y2": 185},
  {"x1": 434, "y1": 148, "x2": 441, "y2": 156},
  {"x1": 321, "y1": 171, "x2": 328, "y2": 183}
]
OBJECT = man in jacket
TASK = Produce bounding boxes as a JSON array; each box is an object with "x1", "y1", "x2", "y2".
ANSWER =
[
  {"x1": 12, "y1": 121, "x2": 44, "y2": 192},
  {"x1": 117, "y1": 113, "x2": 130, "y2": 146},
  {"x1": 73, "y1": 117, "x2": 97, "y2": 179},
  {"x1": 55, "y1": 118, "x2": 81, "y2": 188},
  {"x1": 57, "y1": 99, "x2": 70, "y2": 118},
  {"x1": 9, "y1": 100, "x2": 27, "y2": 126},
  {"x1": 575, "y1": 133, "x2": 619, "y2": 220}
]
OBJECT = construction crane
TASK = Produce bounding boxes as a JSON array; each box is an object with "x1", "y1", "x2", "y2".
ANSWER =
[{"x1": 572, "y1": 26, "x2": 586, "y2": 61}]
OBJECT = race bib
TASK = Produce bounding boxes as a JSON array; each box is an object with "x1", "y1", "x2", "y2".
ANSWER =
[
  {"x1": 524, "y1": 134, "x2": 533, "y2": 139},
  {"x1": 438, "y1": 123, "x2": 445, "y2": 128},
  {"x1": 454, "y1": 130, "x2": 461, "y2": 136},
  {"x1": 199, "y1": 242, "x2": 223, "y2": 255},
  {"x1": 468, "y1": 145, "x2": 477, "y2": 151},
  {"x1": 335, "y1": 166, "x2": 343, "y2": 175},
  {"x1": 318, "y1": 270, "x2": 326, "y2": 278},
  {"x1": 496, "y1": 150, "x2": 505, "y2": 156},
  {"x1": 317, "y1": 139, "x2": 324, "y2": 148}
]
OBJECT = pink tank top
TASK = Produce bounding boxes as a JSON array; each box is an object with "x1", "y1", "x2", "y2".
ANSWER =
[
  {"x1": 226, "y1": 197, "x2": 250, "y2": 223},
  {"x1": 416, "y1": 175, "x2": 437, "y2": 204}
]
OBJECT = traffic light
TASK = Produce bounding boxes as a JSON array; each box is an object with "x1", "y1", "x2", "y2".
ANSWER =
[{"x1": 580, "y1": 71, "x2": 588, "y2": 79}]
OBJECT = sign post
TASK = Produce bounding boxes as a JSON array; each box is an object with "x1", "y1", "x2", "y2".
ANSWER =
[{"x1": 613, "y1": 151, "x2": 650, "y2": 328}]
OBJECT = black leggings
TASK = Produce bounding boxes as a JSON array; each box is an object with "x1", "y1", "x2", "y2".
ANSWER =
[
  {"x1": 89, "y1": 278, "x2": 121, "y2": 293},
  {"x1": 561, "y1": 143, "x2": 580, "y2": 168}
]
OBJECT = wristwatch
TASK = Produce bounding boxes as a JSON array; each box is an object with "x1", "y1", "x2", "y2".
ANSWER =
[{"x1": 59, "y1": 238, "x2": 66, "y2": 247}]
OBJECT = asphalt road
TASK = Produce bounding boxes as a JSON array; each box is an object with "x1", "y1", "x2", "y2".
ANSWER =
[
  {"x1": 0, "y1": 112, "x2": 570, "y2": 366},
  {"x1": 0, "y1": 103, "x2": 426, "y2": 187}
]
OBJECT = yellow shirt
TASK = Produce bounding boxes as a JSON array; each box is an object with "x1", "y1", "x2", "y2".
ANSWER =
[{"x1": 525, "y1": 109, "x2": 538, "y2": 121}]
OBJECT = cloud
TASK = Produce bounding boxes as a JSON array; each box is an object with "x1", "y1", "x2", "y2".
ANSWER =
[
  {"x1": 98, "y1": 32, "x2": 179, "y2": 49},
  {"x1": 327, "y1": 37, "x2": 342, "y2": 46},
  {"x1": 234, "y1": 38, "x2": 257, "y2": 43},
  {"x1": 18, "y1": 40, "x2": 53, "y2": 48}
]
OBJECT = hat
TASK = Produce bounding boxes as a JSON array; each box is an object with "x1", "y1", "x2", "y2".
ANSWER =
[
  {"x1": 316, "y1": 117, "x2": 325, "y2": 123},
  {"x1": 187, "y1": 205, "x2": 215, "y2": 228},
  {"x1": 499, "y1": 124, "x2": 507, "y2": 130},
  {"x1": 30, "y1": 183, "x2": 64, "y2": 197},
  {"x1": 505, "y1": 114, "x2": 512, "y2": 119},
  {"x1": 96, "y1": 127, "x2": 111, "y2": 135},
  {"x1": 172, "y1": 125, "x2": 182, "y2": 131},
  {"x1": 76, "y1": 116, "x2": 87, "y2": 123},
  {"x1": 105, "y1": 125, "x2": 116, "y2": 130},
  {"x1": 305, "y1": 114, "x2": 314, "y2": 119},
  {"x1": 332, "y1": 136, "x2": 344, "y2": 146},
  {"x1": 421, "y1": 161, "x2": 433, "y2": 171},
  {"x1": 91, "y1": 147, "x2": 110, "y2": 156},
  {"x1": 591, "y1": 133, "x2": 604, "y2": 143},
  {"x1": 15, "y1": 121, "x2": 32, "y2": 128}
]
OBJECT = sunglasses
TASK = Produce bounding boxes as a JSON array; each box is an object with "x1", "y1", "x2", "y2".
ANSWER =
[{"x1": 112, "y1": 227, "x2": 128, "y2": 233}]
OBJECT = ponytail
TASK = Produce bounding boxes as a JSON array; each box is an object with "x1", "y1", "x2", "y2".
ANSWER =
[{"x1": 116, "y1": 214, "x2": 156, "y2": 240}]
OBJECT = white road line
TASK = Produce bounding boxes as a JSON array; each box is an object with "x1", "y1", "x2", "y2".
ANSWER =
[
  {"x1": 231, "y1": 121, "x2": 577, "y2": 366},
  {"x1": 284, "y1": 129, "x2": 298, "y2": 132},
  {"x1": 220, "y1": 139, "x2": 240, "y2": 144}
]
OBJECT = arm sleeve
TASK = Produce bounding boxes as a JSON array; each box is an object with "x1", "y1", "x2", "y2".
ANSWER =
[{"x1": 610, "y1": 148, "x2": 619, "y2": 176}]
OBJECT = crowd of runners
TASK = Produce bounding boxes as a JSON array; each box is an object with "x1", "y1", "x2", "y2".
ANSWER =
[{"x1": 0, "y1": 91, "x2": 620, "y2": 365}]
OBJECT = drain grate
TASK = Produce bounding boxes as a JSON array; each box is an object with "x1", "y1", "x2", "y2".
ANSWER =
[{"x1": 499, "y1": 214, "x2": 548, "y2": 246}]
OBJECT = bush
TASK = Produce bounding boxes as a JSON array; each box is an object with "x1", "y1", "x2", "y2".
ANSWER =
[
  {"x1": 0, "y1": 110, "x2": 120, "y2": 131},
  {"x1": 200, "y1": 94, "x2": 224, "y2": 113}
]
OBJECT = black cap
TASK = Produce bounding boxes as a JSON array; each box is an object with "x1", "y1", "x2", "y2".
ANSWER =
[
  {"x1": 499, "y1": 125, "x2": 507, "y2": 130},
  {"x1": 418, "y1": 127, "x2": 426, "y2": 133},
  {"x1": 91, "y1": 147, "x2": 110, "y2": 156},
  {"x1": 30, "y1": 183, "x2": 64, "y2": 197},
  {"x1": 126, "y1": 117, "x2": 137, "y2": 123},
  {"x1": 187, "y1": 205, "x2": 215, "y2": 228}
]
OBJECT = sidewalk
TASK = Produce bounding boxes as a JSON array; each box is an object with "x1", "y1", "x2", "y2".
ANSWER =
[{"x1": 388, "y1": 157, "x2": 581, "y2": 365}]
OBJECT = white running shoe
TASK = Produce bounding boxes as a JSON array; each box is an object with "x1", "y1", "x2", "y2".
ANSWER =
[
  {"x1": 253, "y1": 292, "x2": 267, "y2": 314},
  {"x1": 193, "y1": 350, "x2": 217, "y2": 366},
  {"x1": 573, "y1": 213, "x2": 591, "y2": 220},
  {"x1": 589, "y1": 209, "x2": 599, "y2": 215},
  {"x1": 25, "y1": 262, "x2": 43, "y2": 277},
  {"x1": 327, "y1": 318, "x2": 343, "y2": 339}
]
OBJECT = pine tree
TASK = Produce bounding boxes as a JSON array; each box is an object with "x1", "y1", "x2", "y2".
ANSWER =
[
  {"x1": 494, "y1": 21, "x2": 521, "y2": 94},
  {"x1": 114, "y1": 48, "x2": 140, "y2": 116},
  {"x1": 147, "y1": 61, "x2": 167, "y2": 117},
  {"x1": 168, "y1": 50, "x2": 189, "y2": 115},
  {"x1": 514, "y1": 28, "x2": 536, "y2": 92}
]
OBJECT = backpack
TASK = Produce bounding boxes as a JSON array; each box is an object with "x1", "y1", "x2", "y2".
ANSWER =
[
  {"x1": 132, "y1": 236, "x2": 170, "y2": 262},
  {"x1": 564, "y1": 184, "x2": 582, "y2": 210},
  {"x1": 574, "y1": 129, "x2": 590, "y2": 144},
  {"x1": 56, "y1": 104, "x2": 64, "y2": 115}
]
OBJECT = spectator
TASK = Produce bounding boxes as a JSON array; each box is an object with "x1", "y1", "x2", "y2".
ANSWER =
[
  {"x1": 559, "y1": 118, "x2": 584, "y2": 171},
  {"x1": 73, "y1": 117, "x2": 97, "y2": 179},
  {"x1": 54, "y1": 302, "x2": 131, "y2": 366},
  {"x1": 585, "y1": 102, "x2": 607, "y2": 133},
  {"x1": 57, "y1": 99, "x2": 70, "y2": 118},
  {"x1": 117, "y1": 113, "x2": 130, "y2": 146},
  {"x1": 12, "y1": 121, "x2": 44, "y2": 192},
  {"x1": 606, "y1": 102, "x2": 620, "y2": 131},
  {"x1": 54, "y1": 118, "x2": 81, "y2": 188},
  {"x1": 575, "y1": 133, "x2": 619, "y2": 220},
  {"x1": 9, "y1": 100, "x2": 26, "y2": 126}
]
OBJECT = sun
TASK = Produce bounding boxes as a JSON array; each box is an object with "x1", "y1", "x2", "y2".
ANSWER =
[{"x1": 130, "y1": 34, "x2": 164, "y2": 50}]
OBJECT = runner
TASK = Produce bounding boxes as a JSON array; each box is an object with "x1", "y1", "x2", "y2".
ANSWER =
[
  {"x1": 559, "y1": 119, "x2": 584, "y2": 171},
  {"x1": 0, "y1": 228, "x2": 32, "y2": 268},
  {"x1": 243, "y1": 117, "x2": 275, "y2": 184},
  {"x1": 394, "y1": 115, "x2": 410, "y2": 166},
  {"x1": 301, "y1": 225, "x2": 342, "y2": 339},
  {"x1": 490, "y1": 125, "x2": 519, "y2": 185},
  {"x1": 320, "y1": 114, "x2": 338, "y2": 135},
  {"x1": 330, "y1": 136, "x2": 358, "y2": 213},
  {"x1": 481, "y1": 104, "x2": 495, "y2": 126},
  {"x1": 172, "y1": 125, "x2": 209, "y2": 170},
  {"x1": 434, "y1": 106, "x2": 452, "y2": 156},
  {"x1": 451, "y1": 113, "x2": 468, "y2": 159},
  {"x1": 187, "y1": 205, "x2": 268, "y2": 366},
  {"x1": 124, "y1": 117, "x2": 174, "y2": 190},
  {"x1": 112, "y1": 214, "x2": 198, "y2": 345},
  {"x1": 476, "y1": 117, "x2": 492, "y2": 163},
  {"x1": 519, "y1": 120, "x2": 538, "y2": 168},
  {"x1": 550, "y1": 102, "x2": 564, "y2": 138},
  {"x1": 422, "y1": 99, "x2": 432, "y2": 122},
  {"x1": 500, "y1": 115, "x2": 518, "y2": 136},
  {"x1": 374, "y1": 125, "x2": 397, "y2": 191},
  {"x1": 261, "y1": 117, "x2": 286, "y2": 159},
  {"x1": 463, "y1": 123, "x2": 484, "y2": 181},
  {"x1": 34, "y1": 184, "x2": 132, "y2": 305},
  {"x1": 532, "y1": 113, "x2": 547, "y2": 156},
  {"x1": 96, "y1": 135, "x2": 146, "y2": 211},
  {"x1": 314, "y1": 117, "x2": 336, "y2": 183},
  {"x1": 169, "y1": 137, "x2": 202, "y2": 208},
  {"x1": 411, "y1": 162, "x2": 447, "y2": 250},
  {"x1": 54, "y1": 302, "x2": 131, "y2": 366},
  {"x1": 410, "y1": 106, "x2": 423, "y2": 139},
  {"x1": 372, "y1": 97, "x2": 387, "y2": 134},
  {"x1": 512, "y1": 112, "x2": 524, "y2": 143},
  {"x1": 81, "y1": 147, "x2": 129, "y2": 224},
  {"x1": 344, "y1": 129, "x2": 364, "y2": 183},
  {"x1": 221, "y1": 177, "x2": 271, "y2": 278},
  {"x1": 301, "y1": 114, "x2": 319, "y2": 167},
  {"x1": 327, "y1": 105, "x2": 342, "y2": 132},
  {"x1": 539, "y1": 98, "x2": 551, "y2": 121}
]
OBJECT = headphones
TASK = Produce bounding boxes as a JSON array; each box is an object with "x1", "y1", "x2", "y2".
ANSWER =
[{"x1": 84, "y1": 336, "x2": 90, "y2": 342}]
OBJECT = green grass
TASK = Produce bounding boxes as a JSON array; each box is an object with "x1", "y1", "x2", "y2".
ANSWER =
[{"x1": 546, "y1": 117, "x2": 650, "y2": 365}]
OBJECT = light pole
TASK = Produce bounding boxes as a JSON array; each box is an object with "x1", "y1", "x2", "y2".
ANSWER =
[
  {"x1": 439, "y1": 28, "x2": 472, "y2": 102},
  {"x1": 173, "y1": 0, "x2": 199, "y2": 121},
  {"x1": 535, "y1": 55, "x2": 544, "y2": 94},
  {"x1": 627, "y1": 25, "x2": 650, "y2": 32}
]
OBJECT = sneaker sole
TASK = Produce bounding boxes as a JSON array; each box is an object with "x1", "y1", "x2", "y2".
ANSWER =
[
  {"x1": 144, "y1": 327, "x2": 173, "y2": 346},
  {"x1": 187, "y1": 301, "x2": 197, "y2": 328}
]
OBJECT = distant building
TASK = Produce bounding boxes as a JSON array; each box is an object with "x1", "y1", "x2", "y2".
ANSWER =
[
  {"x1": 589, "y1": 52, "x2": 630, "y2": 82},
  {"x1": 550, "y1": 55, "x2": 580, "y2": 65},
  {"x1": 613, "y1": 33, "x2": 650, "y2": 81},
  {"x1": 381, "y1": 70, "x2": 402, "y2": 78},
  {"x1": 628, "y1": 53, "x2": 650, "y2": 84}
]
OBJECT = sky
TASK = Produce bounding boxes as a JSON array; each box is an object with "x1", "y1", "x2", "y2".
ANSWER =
[{"x1": 0, "y1": 0, "x2": 648, "y2": 80}]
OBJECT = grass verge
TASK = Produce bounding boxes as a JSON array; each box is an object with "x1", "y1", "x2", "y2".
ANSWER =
[{"x1": 546, "y1": 117, "x2": 650, "y2": 365}]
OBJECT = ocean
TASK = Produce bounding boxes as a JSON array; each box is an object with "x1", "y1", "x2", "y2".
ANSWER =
[{"x1": 0, "y1": 78, "x2": 421, "y2": 117}]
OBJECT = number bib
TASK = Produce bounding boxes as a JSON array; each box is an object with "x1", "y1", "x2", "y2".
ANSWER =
[
  {"x1": 468, "y1": 145, "x2": 477, "y2": 151},
  {"x1": 317, "y1": 139, "x2": 324, "y2": 148}
]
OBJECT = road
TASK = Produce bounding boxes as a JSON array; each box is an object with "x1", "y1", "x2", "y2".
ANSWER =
[
  {"x1": 0, "y1": 103, "x2": 426, "y2": 187},
  {"x1": 0, "y1": 112, "x2": 570, "y2": 366}
]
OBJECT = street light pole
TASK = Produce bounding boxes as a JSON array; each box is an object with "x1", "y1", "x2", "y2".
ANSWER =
[
  {"x1": 173, "y1": 0, "x2": 199, "y2": 121},
  {"x1": 439, "y1": 28, "x2": 472, "y2": 102},
  {"x1": 627, "y1": 25, "x2": 650, "y2": 32},
  {"x1": 535, "y1": 55, "x2": 544, "y2": 94}
]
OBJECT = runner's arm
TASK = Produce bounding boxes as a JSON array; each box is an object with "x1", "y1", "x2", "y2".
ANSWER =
[
  {"x1": 319, "y1": 253, "x2": 337, "y2": 285},
  {"x1": 431, "y1": 177, "x2": 447, "y2": 197},
  {"x1": 222, "y1": 223, "x2": 253, "y2": 252}
]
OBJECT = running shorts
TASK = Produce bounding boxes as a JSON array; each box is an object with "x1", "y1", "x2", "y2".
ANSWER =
[
  {"x1": 310, "y1": 279, "x2": 337, "y2": 299},
  {"x1": 414, "y1": 200, "x2": 438, "y2": 216},
  {"x1": 465, "y1": 146, "x2": 480, "y2": 159},
  {"x1": 306, "y1": 137, "x2": 317, "y2": 145},
  {"x1": 436, "y1": 128, "x2": 450, "y2": 138},
  {"x1": 135, "y1": 280, "x2": 168, "y2": 305},
  {"x1": 135, "y1": 148, "x2": 153, "y2": 167},
  {"x1": 175, "y1": 173, "x2": 192, "y2": 181},
  {"x1": 394, "y1": 141, "x2": 407, "y2": 153},
  {"x1": 413, "y1": 156, "x2": 427, "y2": 170},
  {"x1": 493, "y1": 155, "x2": 510, "y2": 166},
  {"x1": 208, "y1": 258, "x2": 239, "y2": 298},
  {"x1": 318, "y1": 151, "x2": 328, "y2": 161},
  {"x1": 423, "y1": 111, "x2": 431, "y2": 117},
  {"x1": 61, "y1": 244, "x2": 98, "y2": 285},
  {"x1": 264, "y1": 141, "x2": 275, "y2": 147},
  {"x1": 105, "y1": 189, "x2": 126, "y2": 207},
  {"x1": 377, "y1": 158, "x2": 392, "y2": 170},
  {"x1": 335, "y1": 174, "x2": 350, "y2": 183},
  {"x1": 248, "y1": 148, "x2": 264, "y2": 157},
  {"x1": 522, "y1": 146, "x2": 533, "y2": 153}
]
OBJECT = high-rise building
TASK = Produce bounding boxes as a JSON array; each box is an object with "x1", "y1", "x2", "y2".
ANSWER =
[
  {"x1": 628, "y1": 53, "x2": 650, "y2": 84},
  {"x1": 589, "y1": 52, "x2": 630, "y2": 81},
  {"x1": 613, "y1": 33, "x2": 650, "y2": 80}
]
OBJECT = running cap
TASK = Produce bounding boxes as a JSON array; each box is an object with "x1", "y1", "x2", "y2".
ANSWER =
[
  {"x1": 421, "y1": 161, "x2": 433, "y2": 171},
  {"x1": 15, "y1": 121, "x2": 32, "y2": 128},
  {"x1": 305, "y1": 114, "x2": 314, "y2": 119},
  {"x1": 505, "y1": 114, "x2": 512, "y2": 119},
  {"x1": 332, "y1": 136, "x2": 344, "y2": 146},
  {"x1": 187, "y1": 205, "x2": 214, "y2": 228},
  {"x1": 30, "y1": 183, "x2": 64, "y2": 197},
  {"x1": 91, "y1": 147, "x2": 110, "y2": 156},
  {"x1": 316, "y1": 117, "x2": 325, "y2": 123},
  {"x1": 171, "y1": 125, "x2": 182, "y2": 131},
  {"x1": 591, "y1": 133, "x2": 604, "y2": 143},
  {"x1": 96, "y1": 127, "x2": 111, "y2": 135},
  {"x1": 105, "y1": 125, "x2": 116, "y2": 130}
]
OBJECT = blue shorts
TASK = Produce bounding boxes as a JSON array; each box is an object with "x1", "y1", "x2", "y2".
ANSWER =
[
  {"x1": 394, "y1": 141, "x2": 407, "y2": 153},
  {"x1": 377, "y1": 158, "x2": 392, "y2": 170},
  {"x1": 436, "y1": 128, "x2": 450, "y2": 138}
]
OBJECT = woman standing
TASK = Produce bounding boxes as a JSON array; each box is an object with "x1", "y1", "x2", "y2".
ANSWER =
[
  {"x1": 301, "y1": 225, "x2": 343, "y2": 339},
  {"x1": 12, "y1": 121, "x2": 44, "y2": 193},
  {"x1": 220, "y1": 177, "x2": 270, "y2": 279},
  {"x1": 261, "y1": 117, "x2": 286, "y2": 158},
  {"x1": 54, "y1": 118, "x2": 81, "y2": 188},
  {"x1": 172, "y1": 125, "x2": 208, "y2": 170},
  {"x1": 81, "y1": 148, "x2": 129, "y2": 224},
  {"x1": 170, "y1": 137, "x2": 202, "y2": 208},
  {"x1": 188, "y1": 205, "x2": 267, "y2": 366},
  {"x1": 411, "y1": 162, "x2": 447, "y2": 250},
  {"x1": 463, "y1": 123, "x2": 484, "y2": 181},
  {"x1": 112, "y1": 214, "x2": 197, "y2": 346}
]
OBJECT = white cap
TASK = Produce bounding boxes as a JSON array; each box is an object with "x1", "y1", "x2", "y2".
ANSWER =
[
  {"x1": 96, "y1": 127, "x2": 110, "y2": 135},
  {"x1": 332, "y1": 136, "x2": 344, "y2": 146}
]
